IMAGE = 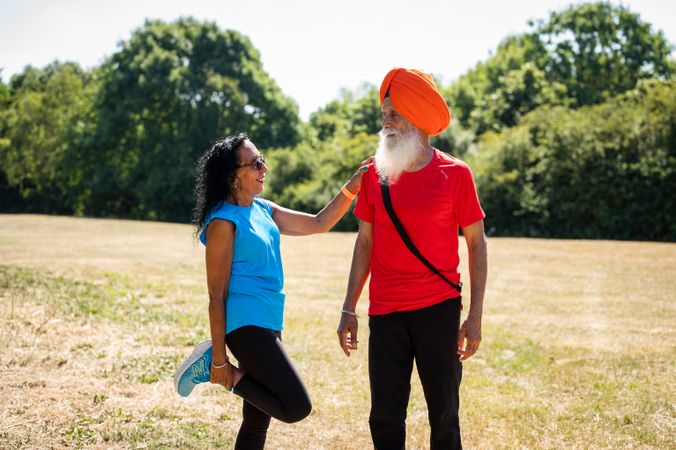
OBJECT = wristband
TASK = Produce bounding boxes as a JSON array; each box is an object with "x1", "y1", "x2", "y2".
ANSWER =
[
  {"x1": 341, "y1": 185, "x2": 357, "y2": 201},
  {"x1": 341, "y1": 309, "x2": 359, "y2": 318},
  {"x1": 211, "y1": 360, "x2": 229, "y2": 369}
]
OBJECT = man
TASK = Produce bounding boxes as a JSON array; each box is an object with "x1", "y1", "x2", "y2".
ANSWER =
[{"x1": 337, "y1": 67, "x2": 487, "y2": 449}]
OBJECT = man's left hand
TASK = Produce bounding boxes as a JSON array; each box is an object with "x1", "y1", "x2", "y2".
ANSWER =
[{"x1": 457, "y1": 315, "x2": 482, "y2": 361}]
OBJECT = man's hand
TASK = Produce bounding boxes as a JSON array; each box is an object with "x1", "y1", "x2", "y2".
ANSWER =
[
  {"x1": 457, "y1": 314, "x2": 482, "y2": 361},
  {"x1": 337, "y1": 312, "x2": 359, "y2": 357}
]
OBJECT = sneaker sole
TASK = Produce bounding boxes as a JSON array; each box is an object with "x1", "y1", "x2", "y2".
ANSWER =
[{"x1": 173, "y1": 339, "x2": 212, "y2": 396}]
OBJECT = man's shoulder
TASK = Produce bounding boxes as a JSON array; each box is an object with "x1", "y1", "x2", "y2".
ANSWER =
[{"x1": 433, "y1": 149, "x2": 473, "y2": 173}]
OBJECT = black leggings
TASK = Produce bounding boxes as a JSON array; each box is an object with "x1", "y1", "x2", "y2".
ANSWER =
[{"x1": 226, "y1": 326, "x2": 312, "y2": 449}]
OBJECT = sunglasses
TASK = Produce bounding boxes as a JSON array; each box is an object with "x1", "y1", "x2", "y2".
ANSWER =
[{"x1": 238, "y1": 154, "x2": 266, "y2": 171}]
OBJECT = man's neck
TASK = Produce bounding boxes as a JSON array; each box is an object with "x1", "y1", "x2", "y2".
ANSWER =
[{"x1": 406, "y1": 140, "x2": 434, "y2": 172}]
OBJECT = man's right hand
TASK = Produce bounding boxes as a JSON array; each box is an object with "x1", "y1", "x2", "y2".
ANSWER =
[{"x1": 337, "y1": 312, "x2": 359, "y2": 357}]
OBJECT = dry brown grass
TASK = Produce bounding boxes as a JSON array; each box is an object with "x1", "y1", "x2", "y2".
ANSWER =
[{"x1": 0, "y1": 214, "x2": 674, "y2": 449}]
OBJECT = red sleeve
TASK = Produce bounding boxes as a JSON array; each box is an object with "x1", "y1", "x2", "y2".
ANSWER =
[
  {"x1": 353, "y1": 166, "x2": 375, "y2": 223},
  {"x1": 453, "y1": 164, "x2": 485, "y2": 228}
]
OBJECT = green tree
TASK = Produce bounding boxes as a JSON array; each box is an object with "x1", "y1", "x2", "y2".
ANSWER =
[
  {"x1": 445, "y1": 2, "x2": 673, "y2": 134},
  {"x1": 470, "y1": 79, "x2": 676, "y2": 240},
  {"x1": 0, "y1": 74, "x2": 8, "y2": 105},
  {"x1": 537, "y1": 2, "x2": 673, "y2": 106},
  {"x1": 88, "y1": 18, "x2": 301, "y2": 220},
  {"x1": 445, "y1": 33, "x2": 550, "y2": 132},
  {"x1": 0, "y1": 73, "x2": 22, "y2": 210},
  {"x1": 0, "y1": 62, "x2": 94, "y2": 213},
  {"x1": 473, "y1": 63, "x2": 567, "y2": 134},
  {"x1": 308, "y1": 83, "x2": 380, "y2": 142},
  {"x1": 430, "y1": 122, "x2": 477, "y2": 159}
]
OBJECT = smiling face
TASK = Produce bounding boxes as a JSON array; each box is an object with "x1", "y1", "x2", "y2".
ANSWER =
[{"x1": 234, "y1": 140, "x2": 268, "y2": 202}]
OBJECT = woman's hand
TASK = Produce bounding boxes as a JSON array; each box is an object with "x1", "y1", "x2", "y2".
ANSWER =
[
  {"x1": 343, "y1": 156, "x2": 374, "y2": 195},
  {"x1": 210, "y1": 360, "x2": 235, "y2": 390}
]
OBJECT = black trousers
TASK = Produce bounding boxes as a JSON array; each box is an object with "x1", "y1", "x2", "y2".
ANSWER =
[
  {"x1": 368, "y1": 298, "x2": 463, "y2": 450},
  {"x1": 226, "y1": 326, "x2": 312, "y2": 450}
]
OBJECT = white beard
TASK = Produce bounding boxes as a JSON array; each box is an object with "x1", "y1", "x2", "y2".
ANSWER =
[{"x1": 374, "y1": 127, "x2": 424, "y2": 184}]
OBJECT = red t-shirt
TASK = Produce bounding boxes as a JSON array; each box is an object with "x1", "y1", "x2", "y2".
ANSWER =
[{"x1": 354, "y1": 148, "x2": 485, "y2": 315}]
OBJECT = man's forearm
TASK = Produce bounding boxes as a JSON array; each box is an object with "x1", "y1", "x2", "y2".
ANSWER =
[
  {"x1": 467, "y1": 235, "x2": 487, "y2": 318},
  {"x1": 343, "y1": 238, "x2": 372, "y2": 311}
]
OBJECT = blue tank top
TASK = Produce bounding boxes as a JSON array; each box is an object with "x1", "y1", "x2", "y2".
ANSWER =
[{"x1": 200, "y1": 198, "x2": 285, "y2": 333}]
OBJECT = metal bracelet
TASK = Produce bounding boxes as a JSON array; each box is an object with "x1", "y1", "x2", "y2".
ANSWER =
[
  {"x1": 341, "y1": 309, "x2": 359, "y2": 318},
  {"x1": 211, "y1": 359, "x2": 229, "y2": 369}
]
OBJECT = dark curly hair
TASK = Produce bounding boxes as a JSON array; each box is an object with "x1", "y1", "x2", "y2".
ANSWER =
[{"x1": 192, "y1": 132, "x2": 249, "y2": 239}]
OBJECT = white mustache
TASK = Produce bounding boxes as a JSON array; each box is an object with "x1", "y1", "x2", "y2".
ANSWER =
[{"x1": 379, "y1": 128, "x2": 400, "y2": 136}]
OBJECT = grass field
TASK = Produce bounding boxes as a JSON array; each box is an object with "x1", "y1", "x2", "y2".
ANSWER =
[{"x1": 0, "y1": 214, "x2": 674, "y2": 449}]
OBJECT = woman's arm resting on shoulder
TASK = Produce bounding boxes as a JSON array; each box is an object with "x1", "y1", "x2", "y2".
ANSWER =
[
  {"x1": 205, "y1": 219, "x2": 235, "y2": 386},
  {"x1": 270, "y1": 158, "x2": 372, "y2": 236}
]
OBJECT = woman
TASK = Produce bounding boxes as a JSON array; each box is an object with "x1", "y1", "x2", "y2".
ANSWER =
[{"x1": 173, "y1": 132, "x2": 368, "y2": 448}]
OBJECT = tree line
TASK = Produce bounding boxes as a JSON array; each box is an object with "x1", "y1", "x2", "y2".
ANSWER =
[{"x1": 1, "y1": 3, "x2": 674, "y2": 240}]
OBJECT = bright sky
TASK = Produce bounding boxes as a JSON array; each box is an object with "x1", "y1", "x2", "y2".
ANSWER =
[{"x1": 1, "y1": 0, "x2": 674, "y2": 120}]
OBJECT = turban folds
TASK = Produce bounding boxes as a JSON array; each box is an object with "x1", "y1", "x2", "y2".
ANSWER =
[{"x1": 379, "y1": 67, "x2": 451, "y2": 136}]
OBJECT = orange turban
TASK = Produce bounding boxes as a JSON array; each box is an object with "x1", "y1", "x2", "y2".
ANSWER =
[{"x1": 379, "y1": 67, "x2": 451, "y2": 136}]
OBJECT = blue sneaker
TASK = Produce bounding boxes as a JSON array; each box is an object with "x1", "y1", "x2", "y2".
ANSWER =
[{"x1": 174, "y1": 339, "x2": 212, "y2": 397}]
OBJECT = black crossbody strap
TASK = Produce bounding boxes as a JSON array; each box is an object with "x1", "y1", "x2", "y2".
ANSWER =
[{"x1": 381, "y1": 178, "x2": 462, "y2": 293}]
